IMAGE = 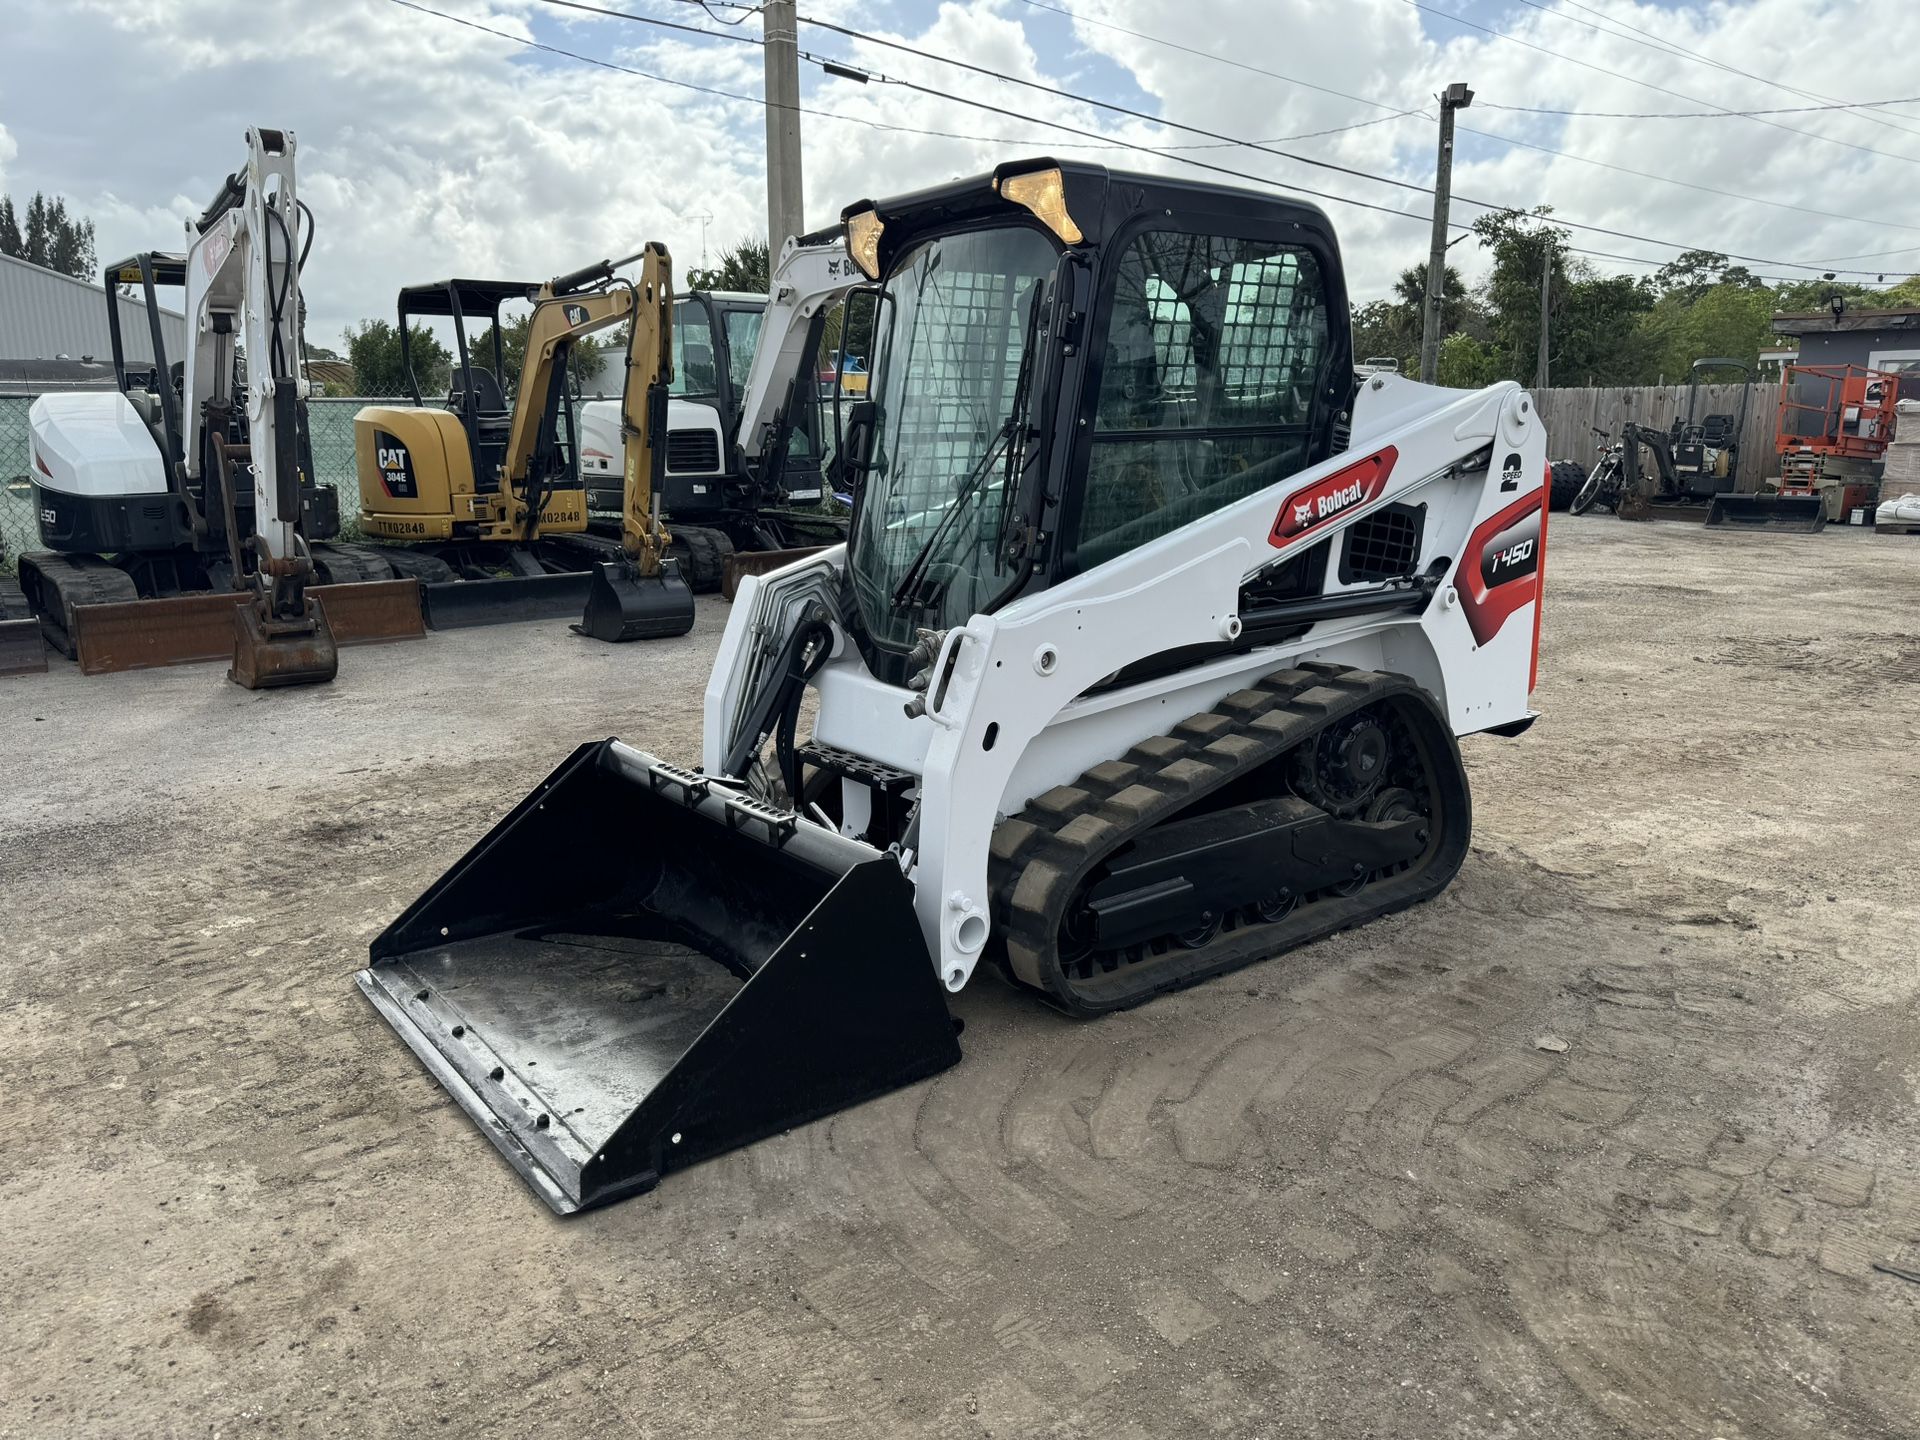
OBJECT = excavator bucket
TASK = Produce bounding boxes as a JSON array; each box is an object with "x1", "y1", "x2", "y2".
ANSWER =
[
  {"x1": 573, "y1": 559, "x2": 696, "y2": 642},
  {"x1": 229, "y1": 593, "x2": 339, "y2": 689},
  {"x1": 355, "y1": 739, "x2": 961, "y2": 1214},
  {"x1": 1704, "y1": 493, "x2": 1827, "y2": 533}
]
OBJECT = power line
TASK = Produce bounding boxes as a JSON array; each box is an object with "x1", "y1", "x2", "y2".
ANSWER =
[
  {"x1": 533, "y1": 0, "x2": 759, "y2": 45},
  {"x1": 389, "y1": 0, "x2": 1915, "y2": 287},
  {"x1": 1551, "y1": 0, "x2": 1920, "y2": 137},
  {"x1": 1453, "y1": 122, "x2": 1920, "y2": 237},
  {"x1": 1401, "y1": 0, "x2": 1920, "y2": 169},
  {"x1": 1008, "y1": 0, "x2": 1920, "y2": 240},
  {"x1": 388, "y1": 0, "x2": 1371, "y2": 163},
  {"x1": 1476, "y1": 95, "x2": 1920, "y2": 121},
  {"x1": 796, "y1": 12, "x2": 1920, "y2": 274}
]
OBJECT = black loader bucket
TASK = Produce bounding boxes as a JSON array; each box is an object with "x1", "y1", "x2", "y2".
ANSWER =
[
  {"x1": 356, "y1": 740, "x2": 961, "y2": 1214},
  {"x1": 1704, "y1": 493, "x2": 1827, "y2": 533},
  {"x1": 420, "y1": 571, "x2": 595, "y2": 630},
  {"x1": 573, "y1": 558, "x2": 696, "y2": 642}
]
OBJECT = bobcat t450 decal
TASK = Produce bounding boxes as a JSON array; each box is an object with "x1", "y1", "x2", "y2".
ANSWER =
[{"x1": 1461, "y1": 487, "x2": 1546, "y2": 648}]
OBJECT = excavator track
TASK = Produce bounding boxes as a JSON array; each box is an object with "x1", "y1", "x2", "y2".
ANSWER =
[
  {"x1": 987, "y1": 663, "x2": 1472, "y2": 1017},
  {"x1": 14, "y1": 552, "x2": 140, "y2": 659}
]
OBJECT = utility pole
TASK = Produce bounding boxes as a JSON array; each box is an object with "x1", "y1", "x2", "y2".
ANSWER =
[
  {"x1": 1535, "y1": 255, "x2": 1551, "y2": 391},
  {"x1": 762, "y1": 0, "x2": 804, "y2": 254},
  {"x1": 1419, "y1": 82, "x2": 1473, "y2": 384}
]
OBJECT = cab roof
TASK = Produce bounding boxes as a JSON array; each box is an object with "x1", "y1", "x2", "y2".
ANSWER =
[{"x1": 397, "y1": 278, "x2": 537, "y2": 318}]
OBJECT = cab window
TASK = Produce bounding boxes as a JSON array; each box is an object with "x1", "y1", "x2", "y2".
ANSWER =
[
  {"x1": 1068, "y1": 231, "x2": 1330, "y2": 570},
  {"x1": 670, "y1": 303, "x2": 719, "y2": 398}
]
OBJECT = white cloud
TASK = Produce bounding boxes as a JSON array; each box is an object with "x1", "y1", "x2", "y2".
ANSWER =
[{"x1": 1, "y1": 0, "x2": 1916, "y2": 350}]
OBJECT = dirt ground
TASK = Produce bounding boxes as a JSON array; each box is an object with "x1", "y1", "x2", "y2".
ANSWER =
[{"x1": 3, "y1": 517, "x2": 1918, "y2": 1439}]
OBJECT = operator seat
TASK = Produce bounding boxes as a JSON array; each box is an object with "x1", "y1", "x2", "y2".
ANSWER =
[{"x1": 450, "y1": 365, "x2": 513, "y2": 493}]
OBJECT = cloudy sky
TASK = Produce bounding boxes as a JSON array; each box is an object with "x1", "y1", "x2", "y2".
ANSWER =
[{"x1": 4, "y1": 0, "x2": 1919, "y2": 347}]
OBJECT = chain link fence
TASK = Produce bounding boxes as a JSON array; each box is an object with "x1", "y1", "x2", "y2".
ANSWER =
[{"x1": 0, "y1": 393, "x2": 401, "y2": 570}]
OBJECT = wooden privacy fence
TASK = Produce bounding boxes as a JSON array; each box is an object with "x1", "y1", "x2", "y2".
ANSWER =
[{"x1": 1533, "y1": 381, "x2": 1780, "y2": 492}]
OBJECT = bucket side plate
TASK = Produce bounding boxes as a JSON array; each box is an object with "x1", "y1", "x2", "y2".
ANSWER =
[{"x1": 0, "y1": 618, "x2": 46, "y2": 677}]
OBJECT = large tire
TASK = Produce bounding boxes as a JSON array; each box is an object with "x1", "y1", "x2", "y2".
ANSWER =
[{"x1": 1548, "y1": 460, "x2": 1587, "y2": 512}]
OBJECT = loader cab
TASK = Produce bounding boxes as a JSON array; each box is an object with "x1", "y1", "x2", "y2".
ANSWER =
[
  {"x1": 662, "y1": 289, "x2": 798, "y2": 517},
  {"x1": 837, "y1": 159, "x2": 1351, "y2": 681},
  {"x1": 396, "y1": 278, "x2": 581, "y2": 497}
]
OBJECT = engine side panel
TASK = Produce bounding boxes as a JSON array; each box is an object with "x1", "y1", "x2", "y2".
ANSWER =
[{"x1": 354, "y1": 406, "x2": 468, "y2": 541}]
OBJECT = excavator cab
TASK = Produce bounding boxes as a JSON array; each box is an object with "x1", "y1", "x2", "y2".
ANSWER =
[{"x1": 355, "y1": 278, "x2": 589, "y2": 546}]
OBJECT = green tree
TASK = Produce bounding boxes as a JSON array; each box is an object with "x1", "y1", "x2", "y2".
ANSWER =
[
  {"x1": 1392, "y1": 261, "x2": 1481, "y2": 338},
  {"x1": 1653, "y1": 250, "x2": 1762, "y2": 304},
  {"x1": 1556, "y1": 273, "x2": 1658, "y2": 385},
  {"x1": 1350, "y1": 298, "x2": 1417, "y2": 373},
  {"x1": 687, "y1": 236, "x2": 770, "y2": 293},
  {"x1": 4, "y1": 191, "x2": 96, "y2": 277},
  {"x1": 1434, "y1": 332, "x2": 1501, "y2": 389},
  {"x1": 1876, "y1": 273, "x2": 1920, "y2": 308},
  {"x1": 344, "y1": 319, "x2": 451, "y2": 396},
  {"x1": 1471, "y1": 207, "x2": 1574, "y2": 383},
  {"x1": 465, "y1": 311, "x2": 607, "y2": 395},
  {"x1": 1655, "y1": 282, "x2": 1774, "y2": 376}
]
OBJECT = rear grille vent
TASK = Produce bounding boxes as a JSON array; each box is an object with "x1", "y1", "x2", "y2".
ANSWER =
[
  {"x1": 666, "y1": 430, "x2": 722, "y2": 474},
  {"x1": 1341, "y1": 503, "x2": 1423, "y2": 583}
]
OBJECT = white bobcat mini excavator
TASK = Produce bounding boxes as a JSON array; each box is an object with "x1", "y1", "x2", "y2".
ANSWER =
[
  {"x1": 22, "y1": 128, "x2": 415, "y2": 684},
  {"x1": 358, "y1": 162, "x2": 1548, "y2": 1214}
]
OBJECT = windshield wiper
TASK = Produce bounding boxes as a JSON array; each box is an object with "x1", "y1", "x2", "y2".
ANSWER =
[{"x1": 889, "y1": 286, "x2": 1046, "y2": 611}]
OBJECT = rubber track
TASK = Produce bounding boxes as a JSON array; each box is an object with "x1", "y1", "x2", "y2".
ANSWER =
[
  {"x1": 672, "y1": 526, "x2": 735, "y2": 594},
  {"x1": 986, "y1": 662, "x2": 1471, "y2": 1017},
  {"x1": 17, "y1": 553, "x2": 140, "y2": 659},
  {"x1": 0, "y1": 574, "x2": 31, "y2": 621}
]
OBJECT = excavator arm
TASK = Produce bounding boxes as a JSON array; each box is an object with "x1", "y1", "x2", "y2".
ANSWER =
[
  {"x1": 563, "y1": 244, "x2": 695, "y2": 642},
  {"x1": 733, "y1": 231, "x2": 862, "y2": 468},
  {"x1": 182, "y1": 127, "x2": 340, "y2": 688}
]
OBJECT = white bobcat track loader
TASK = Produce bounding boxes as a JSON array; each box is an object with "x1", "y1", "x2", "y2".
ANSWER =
[{"x1": 358, "y1": 160, "x2": 1548, "y2": 1214}]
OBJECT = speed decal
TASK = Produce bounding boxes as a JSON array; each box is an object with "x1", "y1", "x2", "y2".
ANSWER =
[{"x1": 1268, "y1": 446, "x2": 1397, "y2": 548}]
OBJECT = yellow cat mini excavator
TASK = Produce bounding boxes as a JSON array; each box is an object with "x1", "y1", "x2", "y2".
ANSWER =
[
  {"x1": 352, "y1": 246, "x2": 691, "y2": 634},
  {"x1": 358, "y1": 161, "x2": 1549, "y2": 1214}
]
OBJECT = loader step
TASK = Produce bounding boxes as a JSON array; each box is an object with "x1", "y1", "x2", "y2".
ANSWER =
[{"x1": 987, "y1": 663, "x2": 1472, "y2": 1016}]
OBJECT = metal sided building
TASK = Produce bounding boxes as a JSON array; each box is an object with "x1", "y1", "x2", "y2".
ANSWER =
[{"x1": 0, "y1": 251, "x2": 187, "y2": 379}]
